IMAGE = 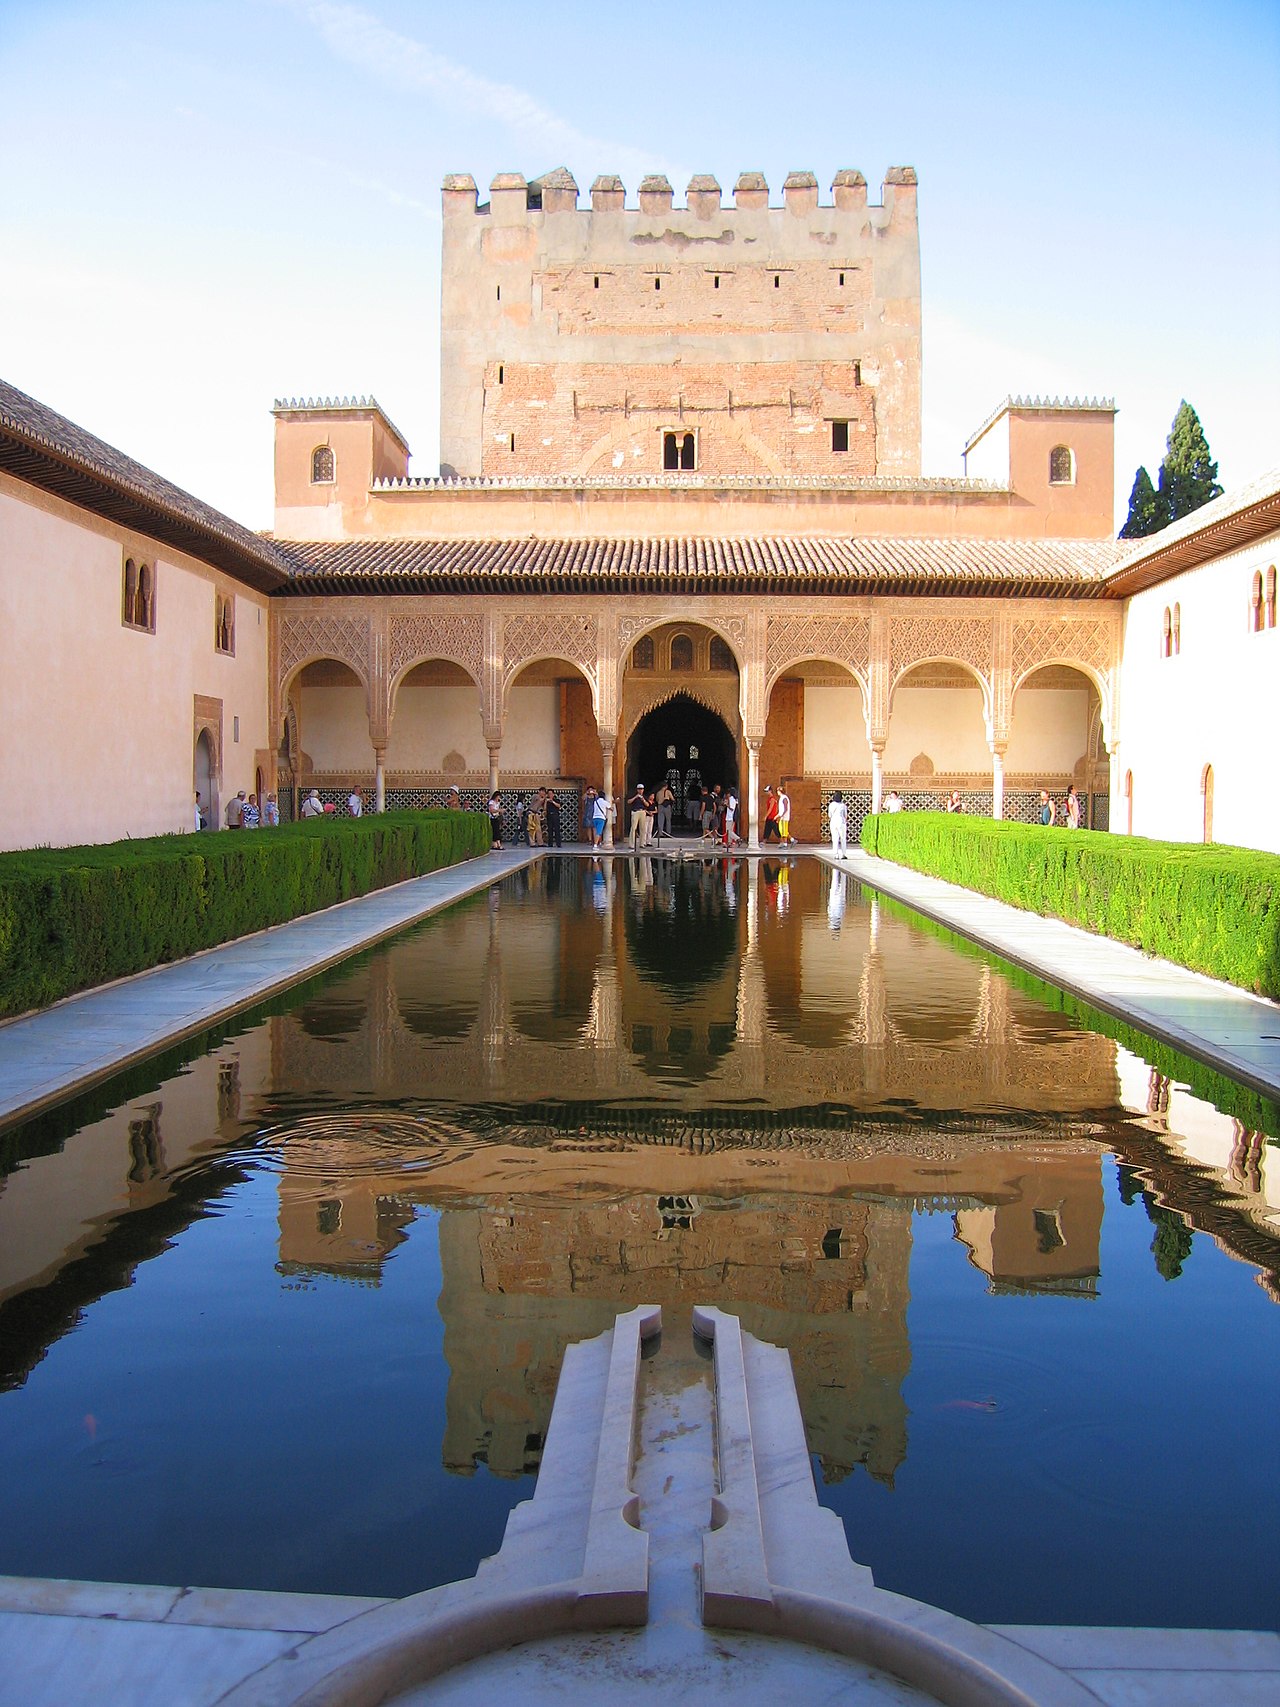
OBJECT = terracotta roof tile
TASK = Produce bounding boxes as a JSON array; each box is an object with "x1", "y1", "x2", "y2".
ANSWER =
[{"x1": 273, "y1": 535, "x2": 1121, "y2": 597}]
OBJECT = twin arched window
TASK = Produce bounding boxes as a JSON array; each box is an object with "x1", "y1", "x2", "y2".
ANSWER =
[
  {"x1": 1161, "y1": 604, "x2": 1181, "y2": 658},
  {"x1": 1048, "y1": 445, "x2": 1075, "y2": 485},
  {"x1": 122, "y1": 557, "x2": 155, "y2": 632},
  {"x1": 215, "y1": 593, "x2": 235, "y2": 656},
  {"x1": 311, "y1": 445, "x2": 335, "y2": 484},
  {"x1": 1251, "y1": 567, "x2": 1277, "y2": 632}
]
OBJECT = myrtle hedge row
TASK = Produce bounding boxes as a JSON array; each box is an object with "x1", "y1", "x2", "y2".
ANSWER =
[
  {"x1": 0, "y1": 812, "x2": 490, "y2": 1018},
  {"x1": 860, "y1": 813, "x2": 1280, "y2": 1001}
]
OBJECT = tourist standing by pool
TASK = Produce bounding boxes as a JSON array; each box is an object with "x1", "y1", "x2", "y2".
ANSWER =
[
  {"x1": 828, "y1": 790, "x2": 848, "y2": 855},
  {"x1": 777, "y1": 786, "x2": 791, "y2": 845}
]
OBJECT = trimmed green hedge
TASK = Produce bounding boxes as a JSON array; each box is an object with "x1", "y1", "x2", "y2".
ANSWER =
[
  {"x1": 0, "y1": 812, "x2": 490, "y2": 1017},
  {"x1": 860, "y1": 813, "x2": 1280, "y2": 1000}
]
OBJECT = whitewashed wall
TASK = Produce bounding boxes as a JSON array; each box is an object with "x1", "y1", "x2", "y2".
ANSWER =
[{"x1": 1117, "y1": 529, "x2": 1279, "y2": 853}]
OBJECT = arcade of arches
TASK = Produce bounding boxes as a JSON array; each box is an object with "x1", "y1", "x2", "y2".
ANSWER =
[{"x1": 273, "y1": 598, "x2": 1119, "y2": 841}]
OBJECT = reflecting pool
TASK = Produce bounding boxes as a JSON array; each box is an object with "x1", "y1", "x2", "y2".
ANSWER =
[{"x1": 0, "y1": 856, "x2": 1276, "y2": 1628}]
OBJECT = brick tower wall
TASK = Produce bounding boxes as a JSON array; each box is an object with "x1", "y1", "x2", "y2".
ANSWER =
[{"x1": 440, "y1": 168, "x2": 921, "y2": 481}]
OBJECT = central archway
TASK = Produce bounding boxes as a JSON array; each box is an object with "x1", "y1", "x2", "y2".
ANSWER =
[{"x1": 625, "y1": 692, "x2": 738, "y2": 822}]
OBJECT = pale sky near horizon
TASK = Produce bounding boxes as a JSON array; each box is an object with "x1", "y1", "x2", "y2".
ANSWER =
[{"x1": 1, "y1": 0, "x2": 1277, "y2": 531}]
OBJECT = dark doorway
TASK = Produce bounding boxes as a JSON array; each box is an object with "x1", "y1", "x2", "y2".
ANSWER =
[{"x1": 626, "y1": 693, "x2": 737, "y2": 826}]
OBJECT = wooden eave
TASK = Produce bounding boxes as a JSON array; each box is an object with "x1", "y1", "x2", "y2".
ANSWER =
[{"x1": 1103, "y1": 490, "x2": 1280, "y2": 598}]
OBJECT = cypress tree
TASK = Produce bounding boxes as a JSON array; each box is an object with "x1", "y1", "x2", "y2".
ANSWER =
[
  {"x1": 1119, "y1": 465, "x2": 1161, "y2": 538},
  {"x1": 1157, "y1": 400, "x2": 1223, "y2": 524},
  {"x1": 1118, "y1": 402, "x2": 1223, "y2": 539}
]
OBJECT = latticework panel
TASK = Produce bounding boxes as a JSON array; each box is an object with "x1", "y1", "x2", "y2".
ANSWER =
[
  {"x1": 766, "y1": 613, "x2": 871, "y2": 684},
  {"x1": 277, "y1": 612, "x2": 370, "y2": 687},
  {"x1": 890, "y1": 615, "x2": 993, "y2": 686},
  {"x1": 1011, "y1": 616, "x2": 1116, "y2": 688},
  {"x1": 389, "y1": 613, "x2": 485, "y2": 686}
]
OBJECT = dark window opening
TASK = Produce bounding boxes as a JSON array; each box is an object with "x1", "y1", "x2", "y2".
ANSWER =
[
  {"x1": 495, "y1": 284, "x2": 501, "y2": 301},
  {"x1": 593, "y1": 275, "x2": 599, "y2": 288},
  {"x1": 654, "y1": 276, "x2": 661, "y2": 291},
  {"x1": 632, "y1": 636, "x2": 654, "y2": 669},
  {"x1": 713, "y1": 274, "x2": 720, "y2": 289},
  {"x1": 821, "y1": 1228, "x2": 843, "y2": 1260},
  {"x1": 310, "y1": 445, "x2": 334, "y2": 484},
  {"x1": 497, "y1": 364, "x2": 504, "y2": 384},
  {"x1": 509, "y1": 432, "x2": 516, "y2": 452},
  {"x1": 853, "y1": 361, "x2": 862, "y2": 387},
  {"x1": 838, "y1": 272, "x2": 845, "y2": 286},
  {"x1": 773, "y1": 274, "x2": 780, "y2": 288},
  {"x1": 709, "y1": 636, "x2": 734, "y2": 672},
  {"x1": 832, "y1": 420, "x2": 850, "y2": 453},
  {"x1": 663, "y1": 431, "x2": 696, "y2": 471},
  {"x1": 1049, "y1": 444, "x2": 1074, "y2": 484},
  {"x1": 670, "y1": 634, "x2": 693, "y2": 671}
]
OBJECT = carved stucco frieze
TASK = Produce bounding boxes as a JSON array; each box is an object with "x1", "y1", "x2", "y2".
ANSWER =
[
  {"x1": 277, "y1": 611, "x2": 371, "y2": 690},
  {"x1": 501, "y1": 611, "x2": 599, "y2": 697},
  {"x1": 890, "y1": 613, "x2": 994, "y2": 688},
  {"x1": 1011, "y1": 614, "x2": 1117, "y2": 689},
  {"x1": 389, "y1": 612, "x2": 486, "y2": 689}
]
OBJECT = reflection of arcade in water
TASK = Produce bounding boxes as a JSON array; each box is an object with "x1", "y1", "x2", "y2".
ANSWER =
[{"x1": 261, "y1": 859, "x2": 1124, "y2": 1485}]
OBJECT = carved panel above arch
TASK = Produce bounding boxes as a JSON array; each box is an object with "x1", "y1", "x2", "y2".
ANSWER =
[
  {"x1": 1011, "y1": 614, "x2": 1117, "y2": 689},
  {"x1": 890, "y1": 614, "x2": 993, "y2": 688},
  {"x1": 389, "y1": 613, "x2": 485, "y2": 688},
  {"x1": 765, "y1": 613, "x2": 871, "y2": 685},
  {"x1": 502, "y1": 612, "x2": 599, "y2": 693},
  {"x1": 277, "y1": 611, "x2": 370, "y2": 690}
]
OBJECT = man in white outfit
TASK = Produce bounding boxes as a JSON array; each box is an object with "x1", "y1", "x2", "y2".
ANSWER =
[{"x1": 827, "y1": 789, "x2": 849, "y2": 856}]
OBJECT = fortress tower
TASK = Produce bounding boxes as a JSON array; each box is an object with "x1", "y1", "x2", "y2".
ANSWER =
[{"x1": 440, "y1": 167, "x2": 921, "y2": 480}]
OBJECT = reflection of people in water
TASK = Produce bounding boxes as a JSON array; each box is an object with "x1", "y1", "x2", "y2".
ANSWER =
[
  {"x1": 663, "y1": 744, "x2": 683, "y2": 823},
  {"x1": 828, "y1": 867, "x2": 846, "y2": 930}
]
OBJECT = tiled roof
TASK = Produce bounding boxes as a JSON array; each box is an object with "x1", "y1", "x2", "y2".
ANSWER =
[
  {"x1": 1103, "y1": 468, "x2": 1280, "y2": 596},
  {"x1": 273, "y1": 535, "x2": 1122, "y2": 597},
  {"x1": 0, "y1": 379, "x2": 287, "y2": 592}
]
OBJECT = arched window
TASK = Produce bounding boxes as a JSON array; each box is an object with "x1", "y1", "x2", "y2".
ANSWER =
[
  {"x1": 215, "y1": 593, "x2": 235, "y2": 656},
  {"x1": 1171, "y1": 602, "x2": 1181, "y2": 655},
  {"x1": 1267, "y1": 567, "x2": 1277, "y2": 629},
  {"x1": 670, "y1": 634, "x2": 694, "y2": 671},
  {"x1": 1161, "y1": 607, "x2": 1172, "y2": 658},
  {"x1": 1048, "y1": 445, "x2": 1075, "y2": 485},
  {"x1": 311, "y1": 445, "x2": 335, "y2": 484},
  {"x1": 709, "y1": 636, "x2": 735, "y2": 672},
  {"x1": 1124, "y1": 769, "x2": 1134, "y2": 836},
  {"x1": 663, "y1": 430, "x2": 697, "y2": 471},
  {"x1": 631, "y1": 635, "x2": 654, "y2": 670},
  {"x1": 122, "y1": 557, "x2": 138, "y2": 626},
  {"x1": 1201, "y1": 763, "x2": 1214, "y2": 844},
  {"x1": 1250, "y1": 571, "x2": 1263, "y2": 632},
  {"x1": 140, "y1": 564, "x2": 154, "y2": 629}
]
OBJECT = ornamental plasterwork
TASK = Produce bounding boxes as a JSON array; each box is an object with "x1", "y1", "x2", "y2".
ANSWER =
[
  {"x1": 614, "y1": 609, "x2": 749, "y2": 665},
  {"x1": 389, "y1": 613, "x2": 485, "y2": 689},
  {"x1": 501, "y1": 612, "x2": 599, "y2": 696},
  {"x1": 765, "y1": 613, "x2": 871, "y2": 690},
  {"x1": 890, "y1": 614, "x2": 994, "y2": 688},
  {"x1": 276, "y1": 611, "x2": 370, "y2": 691},
  {"x1": 1010, "y1": 615, "x2": 1117, "y2": 691},
  {"x1": 622, "y1": 679, "x2": 740, "y2": 742}
]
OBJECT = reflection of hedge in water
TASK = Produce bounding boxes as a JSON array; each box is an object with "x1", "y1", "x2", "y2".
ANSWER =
[
  {"x1": 861, "y1": 810, "x2": 1280, "y2": 1000},
  {"x1": 867, "y1": 890, "x2": 1280, "y2": 1142},
  {"x1": 0, "y1": 811, "x2": 489, "y2": 1016}
]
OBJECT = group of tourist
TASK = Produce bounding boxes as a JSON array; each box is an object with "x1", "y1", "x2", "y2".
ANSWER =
[
  {"x1": 761, "y1": 785, "x2": 793, "y2": 845},
  {"x1": 201, "y1": 789, "x2": 280, "y2": 829},
  {"x1": 486, "y1": 786, "x2": 567, "y2": 850},
  {"x1": 1039, "y1": 785, "x2": 1082, "y2": 829}
]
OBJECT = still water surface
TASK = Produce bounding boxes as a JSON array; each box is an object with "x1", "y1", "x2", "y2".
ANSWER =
[{"x1": 0, "y1": 857, "x2": 1276, "y2": 1628}]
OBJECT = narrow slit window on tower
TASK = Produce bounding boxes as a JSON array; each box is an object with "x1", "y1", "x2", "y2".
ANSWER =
[
  {"x1": 1267, "y1": 566, "x2": 1277, "y2": 627},
  {"x1": 853, "y1": 361, "x2": 862, "y2": 387},
  {"x1": 773, "y1": 274, "x2": 780, "y2": 288},
  {"x1": 1251, "y1": 571, "x2": 1264, "y2": 632},
  {"x1": 497, "y1": 364, "x2": 504, "y2": 385},
  {"x1": 654, "y1": 276, "x2": 661, "y2": 291},
  {"x1": 713, "y1": 274, "x2": 720, "y2": 289},
  {"x1": 508, "y1": 432, "x2": 516, "y2": 453},
  {"x1": 496, "y1": 284, "x2": 501, "y2": 301},
  {"x1": 838, "y1": 272, "x2": 845, "y2": 286},
  {"x1": 832, "y1": 420, "x2": 850, "y2": 453},
  {"x1": 593, "y1": 275, "x2": 600, "y2": 288}
]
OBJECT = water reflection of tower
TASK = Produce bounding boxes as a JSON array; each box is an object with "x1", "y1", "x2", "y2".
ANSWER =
[{"x1": 435, "y1": 1190, "x2": 912, "y2": 1485}]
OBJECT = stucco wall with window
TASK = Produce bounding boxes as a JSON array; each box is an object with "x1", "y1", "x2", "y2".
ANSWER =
[
  {"x1": 0, "y1": 476, "x2": 270, "y2": 851},
  {"x1": 1116, "y1": 528, "x2": 1280, "y2": 854}
]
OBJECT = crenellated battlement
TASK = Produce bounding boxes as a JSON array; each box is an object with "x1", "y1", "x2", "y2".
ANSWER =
[
  {"x1": 439, "y1": 165, "x2": 922, "y2": 480},
  {"x1": 441, "y1": 166, "x2": 916, "y2": 218}
]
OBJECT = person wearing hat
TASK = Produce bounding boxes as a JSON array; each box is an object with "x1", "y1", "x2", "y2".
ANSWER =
[
  {"x1": 446, "y1": 785, "x2": 462, "y2": 811},
  {"x1": 300, "y1": 788, "x2": 324, "y2": 818}
]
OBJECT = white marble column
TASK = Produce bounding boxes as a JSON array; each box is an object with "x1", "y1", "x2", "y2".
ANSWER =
[
  {"x1": 374, "y1": 747, "x2": 386, "y2": 813},
  {"x1": 746, "y1": 740, "x2": 762, "y2": 851},
  {"x1": 601, "y1": 735, "x2": 616, "y2": 847},
  {"x1": 990, "y1": 744, "x2": 1005, "y2": 821},
  {"x1": 871, "y1": 745, "x2": 885, "y2": 815},
  {"x1": 487, "y1": 744, "x2": 501, "y2": 795}
]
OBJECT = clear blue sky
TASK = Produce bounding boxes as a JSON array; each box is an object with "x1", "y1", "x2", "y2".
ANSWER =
[{"x1": 2, "y1": 0, "x2": 1277, "y2": 528}]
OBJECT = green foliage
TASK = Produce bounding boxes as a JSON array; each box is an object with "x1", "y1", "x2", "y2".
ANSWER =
[
  {"x1": 0, "y1": 812, "x2": 490, "y2": 1018},
  {"x1": 860, "y1": 812, "x2": 1280, "y2": 1000},
  {"x1": 1119, "y1": 401, "x2": 1223, "y2": 539},
  {"x1": 1119, "y1": 465, "x2": 1161, "y2": 538},
  {"x1": 1160, "y1": 400, "x2": 1223, "y2": 524}
]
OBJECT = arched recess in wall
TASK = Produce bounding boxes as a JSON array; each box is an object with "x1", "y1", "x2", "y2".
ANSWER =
[
  {"x1": 288, "y1": 657, "x2": 372, "y2": 781},
  {"x1": 765, "y1": 657, "x2": 871, "y2": 782},
  {"x1": 1008, "y1": 664, "x2": 1104, "y2": 820},
  {"x1": 1124, "y1": 769, "x2": 1134, "y2": 836},
  {"x1": 886, "y1": 660, "x2": 991, "y2": 785},
  {"x1": 1201, "y1": 763, "x2": 1214, "y2": 844},
  {"x1": 503, "y1": 655, "x2": 599, "y2": 783},
  {"x1": 388, "y1": 658, "x2": 486, "y2": 780},
  {"x1": 194, "y1": 728, "x2": 216, "y2": 828}
]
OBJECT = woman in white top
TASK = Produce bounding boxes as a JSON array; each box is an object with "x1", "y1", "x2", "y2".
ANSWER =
[{"x1": 827, "y1": 790, "x2": 849, "y2": 856}]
